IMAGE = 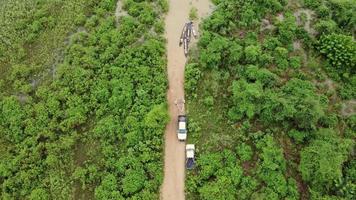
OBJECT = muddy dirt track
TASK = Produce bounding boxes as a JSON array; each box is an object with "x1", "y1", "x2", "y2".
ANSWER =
[{"x1": 161, "y1": 0, "x2": 212, "y2": 199}]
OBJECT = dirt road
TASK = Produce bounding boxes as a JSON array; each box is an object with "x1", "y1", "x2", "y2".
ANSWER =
[{"x1": 161, "y1": 0, "x2": 213, "y2": 199}]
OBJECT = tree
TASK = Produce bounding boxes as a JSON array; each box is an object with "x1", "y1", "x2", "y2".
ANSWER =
[
  {"x1": 236, "y1": 143, "x2": 253, "y2": 161},
  {"x1": 315, "y1": 20, "x2": 337, "y2": 34},
  {"x1": 95, "y1": 174, "x2": 122, "y2": 200},
  {"x1": 198, "y1": 176, "x2": 236, "y2": 200},
  {"x1": 244, "y1": 45, "x2": 261, "y2": 64},
  {"x1": 185, "y1": 63, "x2": 202, "y2": 94},
  {"x1": 256, "y1": 135, "x2": 288, "y2": 198},
  {"x1": 299, "y1": 129, "x2": 353, "y2": 193},
  {"x1": 318, "y1": 33, "x2": 355, "y2": 73},
  {"x1": 237, "y1": 176, "x2": 259, "y2": 200},
  {"x1": 144, "y1": 104, "x2": 169, "y2": 130},
  {"x1": 228, "y1": 79, "x2": 264, "y2": 121},
  {"x1": 122, "y1": 169, "x2": 146, "y2": 196},
  {"x1": 29, "y1": 188, "x2": 49, "y2": 200},
  {"x1": 276, "y1": 12, "x2": 297, "y2": 45},
  {"x1": 274, "y1": 47, "x2": 289, "y2": 69},
  {"x1": 200, "y1": 34, "x2": 230, "y2": 69},
  {"x1": 245, "y1": 65, "x2": 278, "y2": 88},
  {"x1": 260, "y1": 78, "x2": 326, "y2": 130},
  {"x1": 197, "y1": 152, "x2": 223, "y2": 180},
  {"x1": 0, "y1": 97, "x2": 26, "y2": 143}
]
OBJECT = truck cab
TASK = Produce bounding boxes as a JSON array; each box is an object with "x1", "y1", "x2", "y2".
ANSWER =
[{"x1": 177, "y1": 115, "x2": 187, "y2": 141}]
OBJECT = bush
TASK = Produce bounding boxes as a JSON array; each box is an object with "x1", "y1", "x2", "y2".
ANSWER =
[
  {"x1": 276, "y1": 12, "x2": 297, "y2": 45},
  {"x1": 185, "y1": 63, "x2": 202, "y2": 94},
  {"x1": 318, "y1": 33, "x2": 355, "y2": 73},
  {"x1": 95, "y1": 174, "x2": 121, "y2": 200},
  {"x1": 244, "y1": 45, "x2": 261, "y2": 64},
  {"x1": 245, "y1": 65, "x2": 278, "y2": 88},
  {"x1": 228, "y1": 79, "x2": 264, "y2": 121},
  {"x1": 315, "y1": 20, "x2": 337, "y2": 34},
  {"x1": 289, "y1": 56, "x2": 301, "y2": 69},
  {"x1": 299, "y1": 129, "x2": 353, "y2": 193},
  {"x1": 200, "y1": 34, "x2": 230, "y2": 69},
  {"x1": 189, "y1": 7, "x2": 198, "y2": 20},
  {"x1": 274, "y1": 47, "x2": 289, "y2": 69},
  {"x1": 303, "y1": 0, "x2": 322, "y2": 9},
  {"x1": 288, "y1": 129, "x2": 309, "y2": 143},
  {"x1": 122, "y1": 169, "x2": 146, "y2": 195},
  {"x1": 256, "y1": 135, "x2": 289, "y2": 198},
  {"x1": 203, "y1": 96, "x2": 214, "y2": 107},
  {"x1": 236, "y1": 143, "x2": 253, "y2": 161}
]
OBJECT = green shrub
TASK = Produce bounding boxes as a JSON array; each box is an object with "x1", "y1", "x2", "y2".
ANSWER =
[
  {"x1": 289, "y1": 56, "x2": 301, "y2": 69},
  {"x1": 189, "y1": 7, "x2": 198, "y2": 20},
  {"x1": 122, "y1": 169, "x2": 146, "y2": 195},
  {"x1": 299, "y1": 129, "x2": 354, "y2": 193},
  {"x1": 244, "y1": 45, "x2": 261, "y2": 64},
  {"x1": 228, "y1": 79, "x2": 263, "y2": 121},
  {"x1": 318, "y1": 33, "x2": 355, "y2": 73},
  {"x1": 288, "y1": 129, "x2": 309, "y2": 143},
  {"x1": 185, "y1": 63, "x2": 202, "y2": 94},
  {"x1": 203, "y1": 96, "x2": 214, "y2": 107},
  {"x1": 200, "y1": 34, "x2": 230, "y2": 69},
  {"x1": 303, "y1": 0, "x2": 322, "y2": 9},
  {"x1": 315, "y1": 20, "x2": 337, "y2": 34},
  {"x1": 236, "y1": 143, "x2": 253, "y2": 161}
]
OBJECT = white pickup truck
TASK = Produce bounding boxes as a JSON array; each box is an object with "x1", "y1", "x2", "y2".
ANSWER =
[
  {"x1": 186, "y1": 144, "x2": 195, "y2": 169},
  {"x1": 177, "y1": 115, "x2": 187, "y2": 141}
]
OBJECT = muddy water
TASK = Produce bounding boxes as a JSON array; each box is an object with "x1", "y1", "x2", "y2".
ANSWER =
[{"x1": 161, "y1": 0, "x2": 213, "y2": 200}]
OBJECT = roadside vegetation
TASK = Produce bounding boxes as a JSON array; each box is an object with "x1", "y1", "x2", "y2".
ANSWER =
[
  {"x1": 185, "y1": 0, "x2": 355, "y2": 199},
  {"x1": 0, "y1": 0, "x2": 169, "y2": 199}
]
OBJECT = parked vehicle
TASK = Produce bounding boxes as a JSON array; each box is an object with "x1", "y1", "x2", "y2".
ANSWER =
[
  {"x1": 177, "y1": 115, "x2": 187, "y2": 141},
  {"x1": 186, "y1": 144, "x2": 195, "y2": 169}
]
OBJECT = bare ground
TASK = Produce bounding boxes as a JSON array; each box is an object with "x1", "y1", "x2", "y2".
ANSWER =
[
  {"x1": 115, "y1": 0, "x2": 127, "y2": 21},
  {"x1": 294, "y1": 9, "x2": 317, "y2": 36},
  {"x1": 341, "y1": 100, "x2": 356, "y2": 117},
  {"x1": 161, "y1": 0, "x2": 213, "y2": 199}
]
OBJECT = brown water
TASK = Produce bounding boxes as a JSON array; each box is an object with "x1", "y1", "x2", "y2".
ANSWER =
[{"x1": 161, "y1": 0, "x2": 213, "y2": 199}]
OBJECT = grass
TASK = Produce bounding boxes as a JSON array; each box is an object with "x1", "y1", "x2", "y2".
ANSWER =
[
  {"x1": 0, "y1": 1, "x2": 97, "y2": 198},
  {"x1": 189, "y1": 7, "x2": 198, "y2": 21},
  {"x1": 0, "y1": 0, "x2": 94, "y2": 93},
  {"x1": 186, "y1": 69, "x2": 243, "y2": 152}
]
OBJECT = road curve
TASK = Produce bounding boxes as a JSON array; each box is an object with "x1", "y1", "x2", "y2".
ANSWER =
[{"x1": 161, "y1": 0, "x2": 213, "y2": 199}]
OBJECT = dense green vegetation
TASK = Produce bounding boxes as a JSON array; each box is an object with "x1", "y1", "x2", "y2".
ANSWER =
[
  {"x1": 0, "y1": 0, "x2": 168, "y2": 199},
  {"x1": 1, "y1": 0, "x2": 354, "y2": 199},
  {"x1": 186, "y1": 0, "x2": 355, "y2": 199}
]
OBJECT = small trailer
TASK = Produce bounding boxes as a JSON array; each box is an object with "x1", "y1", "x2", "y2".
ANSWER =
[
  {"x1": 179, "y1": 21, "x2": 197, "y2": 56},
  {"x1": 186, "y1": 144, "x2": 195, "y2": 169}
]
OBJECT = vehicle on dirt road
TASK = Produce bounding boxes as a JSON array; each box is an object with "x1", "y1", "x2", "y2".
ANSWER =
[
  {"x1": 177, "y1": 115, "x2": 187, "y2": 141},
  {"x1": 186, "y1": 144, "x2": 195, "y2": 169}
]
